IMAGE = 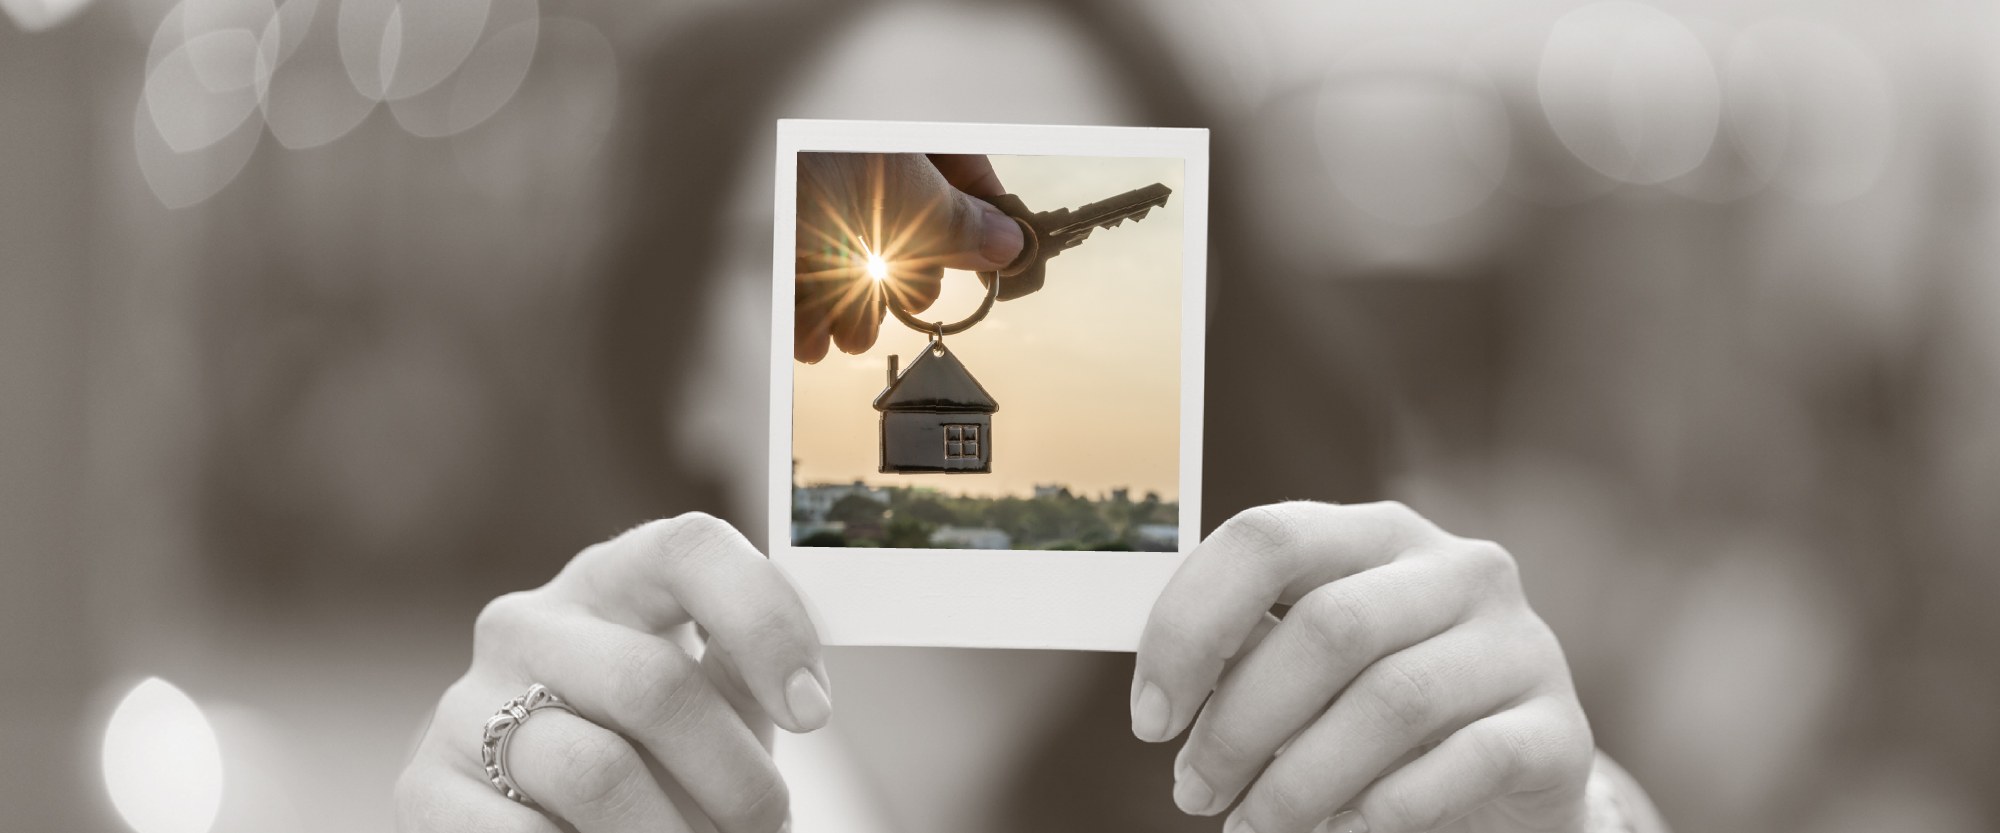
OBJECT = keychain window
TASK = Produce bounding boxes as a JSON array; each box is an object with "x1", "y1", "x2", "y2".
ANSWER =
[{"x1": 944, "y1": 424, "x2": 981, "y2": 459}]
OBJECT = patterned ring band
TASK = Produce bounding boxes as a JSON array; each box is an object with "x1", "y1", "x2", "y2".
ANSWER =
[{"x1": 480, "y1": 683, "x2": 578, "y2": 806}]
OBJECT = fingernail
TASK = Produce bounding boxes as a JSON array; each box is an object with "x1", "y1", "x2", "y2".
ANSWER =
[
  {"x1": 979, "y1": 207, "x2": 1024, "y2": 266},
  {"x1": 1173, "y1": 768, "x2": 1216, "y2": 815},
  {"x1": 1315, "y1": 810, "x2": 1368, "y2": 833},
  {"x1": 785, "y1": 667, "x2": 832, "y2": 731},
  {"x1": 1131, "y1": 681, "x2": 1171, "y2": 741},
  {"x1": 1224, "y1": 811, "x2": 1257, "y2": 833}
]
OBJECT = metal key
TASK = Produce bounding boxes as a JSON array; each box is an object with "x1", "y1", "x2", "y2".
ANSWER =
[{"x1": 977, "y1": 182, "x2": 1173, "y2": 299}]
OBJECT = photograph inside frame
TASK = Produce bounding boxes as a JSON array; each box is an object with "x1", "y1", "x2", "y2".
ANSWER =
[{"x1": 790, "y1": 151, "x2": 1185, "y2": 552}]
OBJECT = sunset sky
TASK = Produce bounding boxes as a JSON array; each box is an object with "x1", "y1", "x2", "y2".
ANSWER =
[{"x1": 793, "y1": 154, "x2": 1185, "y2": 499}]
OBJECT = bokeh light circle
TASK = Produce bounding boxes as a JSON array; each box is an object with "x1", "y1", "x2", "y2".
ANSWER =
[
  {"x1": 1731, "y1": 19, "x2": 1896, "y2": 203},
  {"x1": 180, "y1": 0, "x2": 277, "y2": 86},
  {"x1": 337, "y1": 0, "x2": 492, "y2": 102},
  {"x1": 146, "y1": 29, "x2": 264, "y2": 153},
  {"x1": 1538, "y1": 0, "x2": 1721, "y2": 185},
  {"x1": 387, "y1": 0, "x2": 538, "y2": 138},
  {"x1": 259, "y1": 0, "x2": 379, "y2": 149},
  {"x1": 381, "y1": 0, "x2": 492, "y2": 100},
  {"x1": 449, "y1": 16, "x2": 617, "y2": 185},
  {"x1": 134, "y1": 78, "x2": 265, "y2": 209},
  {"x1": 0, "y1": 0, "x2": 96, "y2": 30},
  {"x1": 1314, "y1": 38, "x2": 1512, "y2": 227},
  {"x1": 137, "y1": 0, "x2": 267, "y2": 207},
  {"x1": 102, "y1": 678, "x2": 223, "y2": 833},
  {"x1": 335, "y1": 0, "x2": 398, "y2": 100}
]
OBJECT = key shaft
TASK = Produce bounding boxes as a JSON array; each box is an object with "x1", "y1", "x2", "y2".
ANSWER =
[{"x1": 977, "y1": 182, "x2": 1172, "y2": 300}]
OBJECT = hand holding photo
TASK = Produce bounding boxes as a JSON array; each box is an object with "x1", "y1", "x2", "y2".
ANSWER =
[{"x1": 771, "y1": 120, "x2": 1208, "y2": 649}]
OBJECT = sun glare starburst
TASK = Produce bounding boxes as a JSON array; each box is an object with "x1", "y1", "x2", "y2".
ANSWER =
[{"x1": 798, "y1": 155, "x2": 967, "y2": 339}]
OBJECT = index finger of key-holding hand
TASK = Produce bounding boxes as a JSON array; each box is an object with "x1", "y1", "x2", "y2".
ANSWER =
[{"x1": 545, "y1": 513, "x2": 833, "y2": 734}]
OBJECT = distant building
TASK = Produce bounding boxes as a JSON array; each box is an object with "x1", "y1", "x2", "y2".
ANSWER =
[
  {"x1": 1033, "y1": 484, "x2": 1071, "y2": 499},
  {"x1": 932, "y1": 526, "x2": 1012, "y2": 550},
  {"x1": 1111, "y1": 487, "x2": 1129, "y2": 503},
  {"x1": 1134, "y1": 523, "x2": 1179, "y2": 551},
  {"x1": 793, "y1": 480, "x2": 887, "y2": 522}
]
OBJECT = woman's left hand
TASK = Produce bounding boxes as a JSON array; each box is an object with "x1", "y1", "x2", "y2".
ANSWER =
[{"x1": 1133, "y1": 501, "x2": 1595, "y2": 833}]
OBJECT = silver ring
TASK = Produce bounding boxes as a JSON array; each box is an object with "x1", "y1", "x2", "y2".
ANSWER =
[{"x1": 480, "y1": 683, "x2": 577, "y2": 806}]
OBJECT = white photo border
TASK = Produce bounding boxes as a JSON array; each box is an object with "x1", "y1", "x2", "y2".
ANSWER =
[{"x1": 770, "y1": 119, "x2": 1209, "y2": 651}]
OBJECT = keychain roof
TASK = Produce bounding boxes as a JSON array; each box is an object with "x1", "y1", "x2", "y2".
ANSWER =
[{"x1": 873, "y1": 342, "x2": 998, "y2": 413}]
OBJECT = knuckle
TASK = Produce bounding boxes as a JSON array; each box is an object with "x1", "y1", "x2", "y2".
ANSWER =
[
  {"x1": 649, "y1": 512, "x2": 753, "y2": 575},
  {"x1": 1146, "y1": 603, "x2": 1205, "y2": 651},
  {"x1": 1192, "y1": 718, "x2": 1255, "y2": 770},
  {"x1": 551, "y1": 730, "x2": 644, "y2": 814},
  {"x1": 739, "y1": 592, "x2": 804, "y2": 646},
  {"x1": 1456, "y1": 538, "x2": 1520, "y2": 587},
  {"x1": 1359, "y1": 660, "x2": 1440, "y2": 737},
  {"x1": 1224, "y1": 503, "x2": 1307, "y2": 555},
  {"x1": 1544, "y1": 706, "x2": 1598, "y2": 786},
  {"x1": 1480, "y1": 706, "x2": 1596, "y2": 794},
  {"x1": 661, "y1": 511, "x2": 737, "y2": 550},
  {"x1": 1363, "y1": 499, "x2": 1421, "y2": 526},
  {"x1": 473, "y1": 592, "x2": 539, "y2": 658},
  {"x1": 610, "y1": 643, "x2": 704, "y2": 733},
  {"x1": 1366, "y1": 783, "x2": 1441, "y2": 833},
  {"x1": 1360, "y1": 499, "x2": 1444, "y2": 541},
  {"x1": 1142, "y1": 605, "x2": 1234, "y2": 672},
  {"x1": 1251, "y1": 770, "x2": 1319, "y2": 828},
  {"x1": 565, "y1": 539, "x2": 619, "y2": 578},
  {"x1": 733, "y1": 769, "x2": 793, "y2": 833},
  {"x1": 949, "y1": 192, "x2": 987, "y2": 247},
  {"x1": 438, "y1": 678, "x2": 486, "y2": 724},
  {"x1": 1292, "y1": 585, "x2": 1371, "y2": 658},
  {"x1": 1477, "y1": 721, "x2": 1547, "y2": 787}
]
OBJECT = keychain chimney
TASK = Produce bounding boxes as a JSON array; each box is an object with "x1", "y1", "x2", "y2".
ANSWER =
[{"x1": 887, "y1": 355, "x2": 898, "y2": 387}]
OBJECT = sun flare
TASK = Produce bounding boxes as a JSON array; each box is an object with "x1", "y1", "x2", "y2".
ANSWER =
[{"x1": 799, "y1": 155, "x2": 969, "y2": 341}]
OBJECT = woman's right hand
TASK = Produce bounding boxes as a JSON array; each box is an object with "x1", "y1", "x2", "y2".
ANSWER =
[{"x1": 395, "y1": 513, "x2": 830, "y2": 833}]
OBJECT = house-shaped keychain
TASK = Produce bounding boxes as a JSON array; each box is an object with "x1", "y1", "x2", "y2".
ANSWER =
[{"x1": 874, "y1": 341, "x2": 998, "y2": 474}]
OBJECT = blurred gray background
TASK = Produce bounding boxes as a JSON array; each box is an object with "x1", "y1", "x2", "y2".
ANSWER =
[{"x1": 4, "y1": 0, "x2": 1998, "y2": 831}]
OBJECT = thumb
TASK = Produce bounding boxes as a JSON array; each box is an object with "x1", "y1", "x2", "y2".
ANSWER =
[{"x1": 928, "y1": 188, "x2": 1025, "y2": 272}]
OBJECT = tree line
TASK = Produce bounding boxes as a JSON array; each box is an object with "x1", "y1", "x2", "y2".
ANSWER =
[{"x1": 799, "y1": 486, "x2": 1178, "y2": 550}]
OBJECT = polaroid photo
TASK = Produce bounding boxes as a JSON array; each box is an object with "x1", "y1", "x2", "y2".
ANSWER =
[{"x1": 770, "y1": 119, "x2": 1209, "y2": 651}]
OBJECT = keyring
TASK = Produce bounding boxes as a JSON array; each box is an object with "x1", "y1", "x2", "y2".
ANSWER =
[{"x1": 884, "y1": 269, "x2": 1000, "y2": 337}]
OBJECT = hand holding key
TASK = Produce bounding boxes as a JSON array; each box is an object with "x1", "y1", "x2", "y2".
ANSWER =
[
  {"x1": 976, "y1": 182, "x2": 1172, "y2": 301},
  {"x1": 795, "y1": 151, "x2": 1173, "y2": 361},
  {"x1": 795, "y1": 153, "x2": 1025, "y2": 363}
]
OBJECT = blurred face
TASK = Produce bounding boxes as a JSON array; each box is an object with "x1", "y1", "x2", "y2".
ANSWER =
[{"x1": 680, "y1": 4, "x2": 1147, "y2": 831}]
